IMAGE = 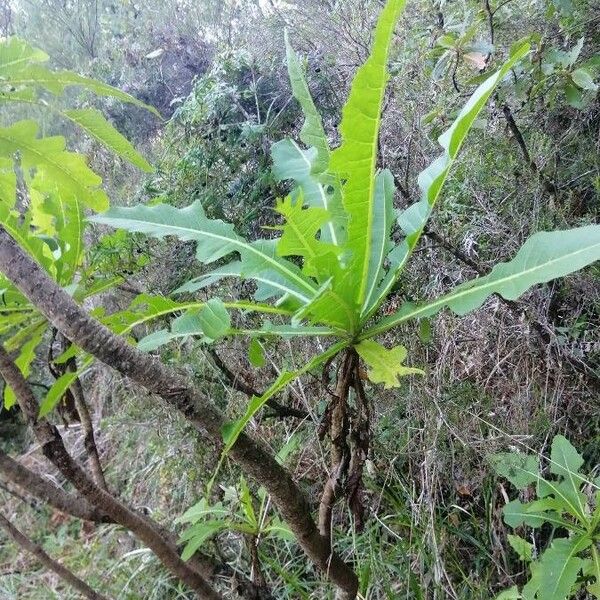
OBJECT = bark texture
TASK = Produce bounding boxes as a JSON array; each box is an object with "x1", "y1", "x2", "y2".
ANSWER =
[
  {"x1": 0, "y1": 448, "x2": 109, "y2": 523},
  {"x1": 0, "y1": 225, "x2": 359, "y2": 598}
]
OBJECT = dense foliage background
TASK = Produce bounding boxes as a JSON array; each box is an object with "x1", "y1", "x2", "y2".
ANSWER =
[{"x1": 0, "y1": 0, "x2": 598, "y2": 598}]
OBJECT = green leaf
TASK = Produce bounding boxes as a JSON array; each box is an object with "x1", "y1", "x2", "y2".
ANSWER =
[
  {"x1": 3, "y1": 325, "x2": 46, "y2": 409},
  {"x1": 537, "y1": 478, "x2": 588, "y2": 523},
  {"x1": 221, "y1": 372, "x2": 297, "y2": 452},
  {"x1": 291, "y1": 274, "x2": 359, "y2": 331},
  {"x1": 3, "y1": 60, "x2": 159, "y2": 116},
  {"x1": 418, "y1": 318, "x2": 432, "y2": 343},
  {"x1": 264, "y1": 518, "x2": 295, "y2": 541},
  {"x1": 589, "y1": 546, "x2": 600, "y2": 598},
  {"x1": 550, "y1": 435, "x2": 587, "y2": 494},
  {"x1": 103, "y1": 295, "x2": 290, "y2": 344},
  {"x1": 176, "y1": 499, "x2": 228, "y2": 525},
  {"x1": 508, "y1": 534, "x2": 533, "y2": 562},
  {"x1": 522, "y1": 562, "x2": 542, "y2": 599},
  {"x1": 248, "y1": 339, "x2": 266, "y2": 368},
  {"x1": 329, "y1": 0, "x2": 406, "y2": 310},
  {"x1": 29, "y1": 178, "x2": 85, "y2": 285},
  {"x1": 196, "y1": 299, "x2": 231, "y2": 341},
  {"x1": 0, "y1": 38, "x2": 48, "y2": 75},
  {"x1": 564, "y1": 83, "x2": 585, "y2": 109},
  {"x1": 180, "y1": 521, "x2": 228, "y2": 561},
  {"x1": 364, "y1": 225, "x2": 600, "y2": 339},
  {"x1": 566, "y1": 37, "x2": 584, "y2": 67},
  {"x1": 362, "y1": 42, "x2": 531, "y2": 320},
  {"x1": 490, "y1": 452, "x2": 539, "y2": 489},
  {"x1": 589, "y1": 582, "x2": 600, "y2": 599},
  {"x1": 237, "y1": 322, "x2": 338, "y2": 338},
  {"x1": 279, "y1": 32, "x2": 346, "y2": 246},
  {"x1": 495, "y1": 587, "x2": 521, "y2": 600},
  {"x1": 537, "y1": 536, "x2": 590, "y2": 600},
  {"x1": 0, "y1": 156, "x2": 16, "y2": 207},
  {"x1": 271, "y1": 141, "x2": 345, "y2": 248},
  {"x1": 571, "y1": 67, "x2": 598, "y2": 91},
  {"x1": 0, "y1": 120, "x2": 108, "y2": 212},
  {"x1": 137, "y1": 300, "x2": 231, "y2": 350},
  {"x1": 39, "y1": 371, "x2": 78, "y2": 418},
  {"x1": 355, "y1": 339, "x2": 424, "y2": 389},
  {"x1": 360, "y1": 169, "x2": 396, "y2": 315},
  {"x1": 503, "y1": 499, "x2": 553, "y2": 528},
  {"x1": 238, "y1": 477, "x2": 257, "y2": 529},
  {"x1": 274, "y1": 194, "x2": 339, "y2": 280},
  {"x1": 284, "y1": 31, "x2": 330, "y2": 171},
  {"x1": 90, "y1": 201, "x2": 318, "y2": 304},
  {"x1": 38, "y1": 357, "x2": 92, "y2": 418},
  {"x1": 63, "y1": 109, "x2": 153, "y2": 172},
  {"x1": 0, "y1": 204, "x2": 56, "y2": 277}
]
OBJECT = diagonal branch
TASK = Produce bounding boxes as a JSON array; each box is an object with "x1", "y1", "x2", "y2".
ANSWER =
[
  {"x1": 0, "y1": 511, "x2": 108, "y2": 600},
  {"x1": 0, "y1": 225, "x2": 359, "y2": 599},
  {"x1": 0, "y1": 447, "x2": 109, "y2": 523},
  {"x1": 50, "y1": 331, "x2": 108, "y2": 490},
  {"x1": 0, "y1": 344, "x2": 223, "y2": 600},
  {"x1": 64, "y1": 349, "x2": 108, "y2": 490}
]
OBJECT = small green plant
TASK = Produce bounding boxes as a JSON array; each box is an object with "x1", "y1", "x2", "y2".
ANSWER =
[
  {"x1": 177, "y1": 476, "x2": 293, "y2": 560},
  {"x1": 0, "y1": 37, "x2": 157, "y2": 413},
  {"x1": 491, "y1": 435, "x2": 600, "y2": 600}
]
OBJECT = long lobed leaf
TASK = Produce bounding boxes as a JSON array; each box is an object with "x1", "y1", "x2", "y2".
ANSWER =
[{"x1": 329, "y1": 0, "x2": 406, "y2": 310}]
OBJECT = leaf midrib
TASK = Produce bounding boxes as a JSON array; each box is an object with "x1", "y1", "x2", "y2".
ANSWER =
[
  {"x1": 363, "y1": 241, "x2": 600, "y2": 339},
  {"x1": 98, "y1": 216, "x2": 317, "y2": 300}
]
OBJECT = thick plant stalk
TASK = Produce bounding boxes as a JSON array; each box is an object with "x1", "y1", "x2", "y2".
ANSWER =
[
  {"x1": 0, "y1": 448, "x2": 109, "y2": 523},
  {"x1": 318, "y1": 350, "x2": 355, "y2": 543},
  {"x1": 0, "y1": 511, "x2": 108, "y2": 600},
  {"x1": 347, "y1": 360, "x2": 370, "y2": 531},
  {"x1": 0, "y1": 226, "x2": 359, "y2": 598},
  {"x1": 0, "y1": 345, "x2": 223, "y2": 600}
]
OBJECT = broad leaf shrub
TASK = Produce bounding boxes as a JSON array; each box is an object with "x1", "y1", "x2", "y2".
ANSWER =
[
  {"x1": 2, "y1": 0, "x2": 600, "y2": 577},
  {"x1": 91, "y1": 0, "x2": 600, "y2": 561},
  {"x1": 93, "y1": 0, "x2": 600, "y2": 450},
  {"x1": 492, "y1": 436, "x2": 600, "y2": 600}
]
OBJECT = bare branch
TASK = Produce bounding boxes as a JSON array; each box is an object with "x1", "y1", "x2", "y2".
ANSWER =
[
  {"x1": 0, "y1": 343, "x2": 223, "y2": 600},
  {"x1": 0, "y1": 511, "x2": 108, "y2": 600},
  {"x1": 0, "y1": 447, "x2": 109, "y2": 523}
]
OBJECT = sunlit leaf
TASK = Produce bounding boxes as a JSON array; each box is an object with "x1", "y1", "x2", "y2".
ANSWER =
[{"x1": 355, "y1": 339, "x2": 423, "y2": 389}]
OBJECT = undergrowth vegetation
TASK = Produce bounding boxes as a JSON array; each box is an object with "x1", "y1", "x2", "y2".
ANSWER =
[{"x1": 0, "y1": 0, "x2": 598, "y2": 599}]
